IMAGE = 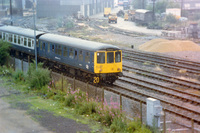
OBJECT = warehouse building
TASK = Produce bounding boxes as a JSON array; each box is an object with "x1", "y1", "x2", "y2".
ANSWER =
[{"x1": 36, "y1": 0, "x2": 114, "y2": 18}]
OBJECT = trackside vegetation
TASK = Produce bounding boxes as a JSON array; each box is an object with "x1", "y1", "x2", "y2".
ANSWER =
[
  {"x1": 0, "y1": 40, "x2": 10, "y2": 66},
  {"x1": 0, "y1": 62, "x2": 152, "y2": 132}
]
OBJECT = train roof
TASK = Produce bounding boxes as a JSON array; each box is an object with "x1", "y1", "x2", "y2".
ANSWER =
[
  {"x1": 0, "y1": 25, "x2": 45, "y2": 38},
  {"x1": 39, "y1": 33, "x2": 120, "y2": 52}
]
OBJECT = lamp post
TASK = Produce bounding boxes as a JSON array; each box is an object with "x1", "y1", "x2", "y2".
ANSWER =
[
  {"x1": 33, "y1": 0, "x2": 37, "y2": 70},
  {"x1": 10, "y1": 0, "x2": 13, "y2": 25},
  {"x1": 152, "y1": 0, "x2": 156, "y2": 21}
]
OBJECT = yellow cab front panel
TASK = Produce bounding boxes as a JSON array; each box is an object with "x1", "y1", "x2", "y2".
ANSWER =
[{"x1": 94, "y1": 50, "x2": 122, "y2": 74}]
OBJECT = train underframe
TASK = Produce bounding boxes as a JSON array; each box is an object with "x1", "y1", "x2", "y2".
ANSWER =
[{"x1": 10, "y1": 49, "x2": 121, "y2": 85}]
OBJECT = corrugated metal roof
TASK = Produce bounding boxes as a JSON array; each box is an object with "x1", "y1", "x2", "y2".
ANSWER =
[
  {"x1": 39, "y1": 33, "x2": 120, "y2": 52},
  {"x1": 0, "y1": 26, "x2": 45, "y2": 38}
]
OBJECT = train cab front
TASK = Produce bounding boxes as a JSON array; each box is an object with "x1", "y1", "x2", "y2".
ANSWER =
[{"x1": 94, "y1": 49, "x2": 123, "y2": 84}]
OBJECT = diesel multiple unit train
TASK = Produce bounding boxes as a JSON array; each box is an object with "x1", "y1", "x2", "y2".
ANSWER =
[{"x1": 0, "y1": 25, "x2": 122, "y2": 84}]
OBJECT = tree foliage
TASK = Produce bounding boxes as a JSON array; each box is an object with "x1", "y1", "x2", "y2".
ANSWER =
[
  {"x1": 166, "y1": 14, "x2": 178, "y2": 24},
  {"x1": 0, "y1": 40, "x2": 10, "y2": 65}
]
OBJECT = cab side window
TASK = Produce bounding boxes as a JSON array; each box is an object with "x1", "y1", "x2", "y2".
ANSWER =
[
  {"x1": 0, "y1": 32, "x2": 2, "y2": 39},
  {"x1": 115, "y1": 51, "x2": 121, "y2": 63},
  {"x1": 97, "y1": 52, "x2": 105, "y2": 63}
]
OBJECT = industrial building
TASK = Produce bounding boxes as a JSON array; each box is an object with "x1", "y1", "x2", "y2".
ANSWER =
[{"x1": 36, "y1": 0, "x2": 114, "y2": 18}]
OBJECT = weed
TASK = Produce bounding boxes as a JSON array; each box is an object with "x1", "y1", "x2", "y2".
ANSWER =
[
  {"x1": 28, "y1": 68, "x2": 51, "y2": 90},
  {"x1": 12, "y1": 70, "x2": 25, "y2": 82}
]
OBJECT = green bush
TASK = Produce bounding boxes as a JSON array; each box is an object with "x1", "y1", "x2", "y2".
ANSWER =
[
  {"x1": 110, "y1": 117, "x2": 127, "y2": 133},
  {"x1": 76, "y1": 100, "x2": 98, "y2": 115},
  {"x1": 127, "y1": 119, "x2": 141, "y2": 132},
  {"x1": 64, "y1": 94, "x2": 75, "y2": 107},
  {"x1": 0, "y1": 40, "x2": 10, "y2": 66},
  {"x1": 13, "y1": 70, "x2": 25, "y2": 82},
  {"x1": 28, "y1": 68, "x2": 51, "y2": 89},
  {"x1": 27, "y1": 61, "x2": 43, "y2": 77}
]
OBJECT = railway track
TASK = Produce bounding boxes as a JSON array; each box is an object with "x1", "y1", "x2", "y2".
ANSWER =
[
  {"x1": 123, "y1": 65, "x2": 200, "y2": 92},
  {"x1": 105, "y1": 82, "x2": 200, "y2": 125},
  {"x1": 122, "y1": 49, "x2": 200, "y2": 75},
  {"x1": 121, "y1": 72, "x2": 200, "y2": 105}
]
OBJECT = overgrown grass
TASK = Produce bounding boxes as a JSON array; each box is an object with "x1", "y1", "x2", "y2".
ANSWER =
[{"x1": 1, "y1": 65, "x2": 153, "y2": 133}]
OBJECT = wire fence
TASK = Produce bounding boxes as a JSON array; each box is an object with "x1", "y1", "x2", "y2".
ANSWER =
[{"x1": 8, "y1": 57, "x2": 199, "y2": 133}]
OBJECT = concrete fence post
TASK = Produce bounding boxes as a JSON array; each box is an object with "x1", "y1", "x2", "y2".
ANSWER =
[
  {"x1": 21, "y1": 59, "x2": 23, "y2": 72},
  {"x1": 163, "y1": 108, "x2": 166, "y2": 133},
  {"x1": 61, "y1": 73, "x2": 63, "y2": 91},
  {"x1": 28, "y1": 56, "x2": 30, "y2": 66},
  {"x1": 191, "y1": 119, "x2": 194, "y2": 133},
  {"x1": 140, "y1": 101, "x2": 143, "y2": 124},
  {"x1": 73, "y1": 77, "x2": 75, "y2": 91},
  {"x1": 120, "y1": 94, "x2": 122, "y2": 112},
  {"x1": 13, "y1": 57, "x2": 15, "y2": 71},
  {"x1": 101, "y1": 88, "x2": 104, "y2": 109},
  {"x1": 86, "y1": 82, "x2": 89, "y2": 102}
]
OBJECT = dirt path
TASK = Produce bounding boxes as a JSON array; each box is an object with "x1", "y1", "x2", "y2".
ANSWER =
[
  {"x1": 0, "y1": 99, "x2": 52, "y2": 133},
  {"x1": 0, "y1": 78, "x2": 91, "y2": 133},
  {"x1": 0, "y1": 79, "x2": 52, "y2": 133}
]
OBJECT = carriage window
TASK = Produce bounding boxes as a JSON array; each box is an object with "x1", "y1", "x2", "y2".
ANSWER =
[
  {"x1": 32, "y1": 40, "x2": 34, "y2": 47},
  {"x1": 0, "y1": 32, "x2": 2, "y2": 39},
  {"x1": 28, "y1": 39, "x2": 32, "y2": 47},
  {"x1": 18, "y1": 36, "x2": 20, "y2": 44},
  {"x1": 48, "y1": 43, "x2": 50, "y2": 53},
  {"x1": 14, "y1": 35, "x2": 17, "y2": 43},
  {"x1": 58, "y1": 45, "x2": 61, "y2": 55},
  {"x1": 107, "y1": 52, "x2": 114, "y2": 63},
  {"x1": 52, "y1": 45, "x2": 54, "y2": 52},
  {"x1": 55, "y1": 45, "x2": 58, "y2": 54},
  {"x1": 69, "y1": 48, "x2": 74, "y2": 59},
  {"x1": 75, "y1": 50, "x2": 77, "y2": 59},
  {"x1": 3, "y1": 33, "x2": 5, "y2": 40},
  {"x1": 79, "y1": 50, "x2": 83, "y2": 61},
  {"x1": 115, "y1": 51, "x2": 121, "y2": 63},
  {"x1": 85, "y1": 52, "x2": 90, "y2": 63},
  {"x1": 36, "y1": 40, "x2": 39, "y2": 47},
  {"x1": 20, "y1": 37, "x2": 24, "y2": 45},
  {"x1": 43, "y1": 43, "x2": 45, "y2": 51},
  {"x1": 63, "y1": 47, "x2": 67, "y2": 57},
  {"x1": 97, "y1": 52, "x2": 105, "y2": 63},
  {"x1": 9, "y1": 34, "x2": 12, "y2": 42},
  {"x1": 24, "y1": 38, "x2": 27, "y2": 46},
  {"x1": 40, "y1": 41, "x2": 43, "y2": 50}
]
